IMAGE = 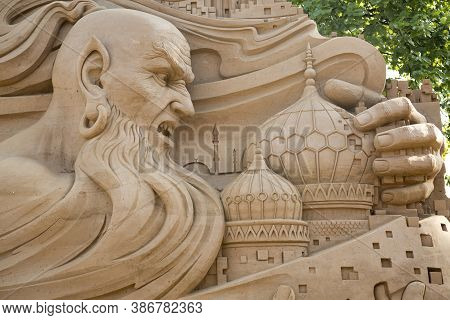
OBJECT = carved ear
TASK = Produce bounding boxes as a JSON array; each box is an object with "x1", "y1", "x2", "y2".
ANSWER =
[
  {"x1": 77, "y1": 36, "x2": 111, "y2": 139},
  {"x1": 77, "y1": 36, "x2": 110, "y2": 111}
]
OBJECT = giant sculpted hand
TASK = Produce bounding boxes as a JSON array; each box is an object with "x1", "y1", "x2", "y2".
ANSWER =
[{"x1": 324, "y1": 80, "x2": 444, "y2": 206}]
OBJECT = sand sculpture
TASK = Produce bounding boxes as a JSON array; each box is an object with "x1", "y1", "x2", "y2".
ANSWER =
[{"x1": 0, "y1": 0, "x2": 448, "y2": 299}]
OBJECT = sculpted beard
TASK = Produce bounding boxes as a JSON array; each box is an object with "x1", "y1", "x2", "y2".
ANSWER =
[
  {"x1": 75, "y1": 105, "x2": 188, "y2": 250},
  {"x1": 0, "y1": 101, "x2": 223, "y2": 299},
  {"x1": 77, "y1": 105, "x2": 151, "y2": 198},
  {"x1": 77, "y1": 104, "x2": 185, "y2": 184},
  {"x1": 47, "y1": 105, "x2": 224, "y2": 299},
  {"x1": 76, "y1": 104, "x2": 196, "y2": 227},
  {"x1": 75, "y1": 103, "x2": 192, "y2": 253}
]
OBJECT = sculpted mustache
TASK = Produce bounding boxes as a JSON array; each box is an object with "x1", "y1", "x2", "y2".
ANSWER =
[{"x1": 93, "y1": 104, "x2": 172, "y2": 173}]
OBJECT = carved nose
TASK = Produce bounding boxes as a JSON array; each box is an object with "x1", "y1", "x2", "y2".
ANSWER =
[{"x1": 170, "y1": 100, "x2": 195, "y2": 118}]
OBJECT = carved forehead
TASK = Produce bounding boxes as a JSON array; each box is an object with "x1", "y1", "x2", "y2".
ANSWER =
[
  {"x1": 54, "y1": 9, "x2": 195, "y2": 86},
  {"x1": 104, "y1": 14, "x2": 194, "y2": 83},
  {"x1": 148, "y1": 32, "x2": 194, "y2": 83}
]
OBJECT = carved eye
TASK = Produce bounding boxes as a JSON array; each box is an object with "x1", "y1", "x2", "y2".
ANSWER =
[
  {"x1": 172, "y1": 79, "x2": 186, "y2": 86},
  {"x1": 169, "y1": 79, "x2": 186, "y2": 90},
  {"x1": 154, "y1": 73, "x2": 168, "y2": 86}
]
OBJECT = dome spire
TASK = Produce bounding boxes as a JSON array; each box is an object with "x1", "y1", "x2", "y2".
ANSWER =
[
  {"x1": 248, "y1": 147, "x2": 268, "y2": 170},
  {"x1": 304, "y1": 42, "x2": 317, "y2": 87}
]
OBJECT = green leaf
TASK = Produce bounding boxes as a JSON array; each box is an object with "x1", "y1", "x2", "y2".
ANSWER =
[{"x1": 292, "y1": 0, "x2": 449, "y2": 128}]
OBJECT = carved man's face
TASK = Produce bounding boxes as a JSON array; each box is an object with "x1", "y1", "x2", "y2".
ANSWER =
[{"x1": 100, "y1": 29, "x2": 195, "y2": 142}]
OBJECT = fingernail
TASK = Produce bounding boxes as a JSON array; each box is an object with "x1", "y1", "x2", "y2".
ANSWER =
[
  {"x1": 382, "y1": 192, "x2": 394, "y2": 203},
  {"x1": 373, "y1": 159, "x2": 389, "y2": 172},
  {"x1": 376, "y1": 133, "x2": 394, "y2": 147},
  {"x1": 355, "y1": 112, "x2": 372, "y2": 126}
]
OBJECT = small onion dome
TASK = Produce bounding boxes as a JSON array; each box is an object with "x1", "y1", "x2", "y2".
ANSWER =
[{"x1": 221, "y1": 148, "x2": 302, "y2": 222}]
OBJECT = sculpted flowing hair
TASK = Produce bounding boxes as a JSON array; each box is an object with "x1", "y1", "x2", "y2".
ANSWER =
[{"x1": 0, "y1": 106, "x2": 224, "y2": 299}]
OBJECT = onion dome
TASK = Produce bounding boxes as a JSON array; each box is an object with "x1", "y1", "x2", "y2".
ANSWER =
[
  {"x1": 257, "y1": 44, "x2": 376, "y2": 218},
  {"x1": 220, "y1": 149, "x2": 309, "y2": 282},
  {"x1": 259, "y1": 43, "x2": 375, "y2": 186},
  {"x1": 221, "y1": 148, "x2": 302, "y2": 222}
]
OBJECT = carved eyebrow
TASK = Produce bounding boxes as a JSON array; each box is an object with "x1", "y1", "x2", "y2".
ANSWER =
[
  {"x1": 147, "y1": 38, "x2": 194, "y2": 83},
  {"x1": 141, "y1": 57, "x2": 172, "y2": 75}
]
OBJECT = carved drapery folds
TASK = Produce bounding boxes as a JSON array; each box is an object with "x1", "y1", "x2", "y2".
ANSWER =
[{"x1": 0, "y1": 0, "x2": 100, "y2": 96}]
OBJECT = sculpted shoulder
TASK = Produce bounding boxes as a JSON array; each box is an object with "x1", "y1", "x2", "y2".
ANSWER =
[{"x1": 0, "y1": 156, "x2": 73, "y2": 211}]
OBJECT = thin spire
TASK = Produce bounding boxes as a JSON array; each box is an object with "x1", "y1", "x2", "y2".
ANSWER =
[
  {"x1": 212, "y1": 123, "x2": 219, "y2": 143},
  {"x1": 212, "y1": 123, "x2": 219, "y2": 174},
  {"x1": 304, "y1": 42, "x2": 316, "y2": 87}
]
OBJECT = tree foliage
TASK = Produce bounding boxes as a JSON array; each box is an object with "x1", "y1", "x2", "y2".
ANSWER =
[{"x1": 291, "y1": 0, "x2": 449, "y2": 127}]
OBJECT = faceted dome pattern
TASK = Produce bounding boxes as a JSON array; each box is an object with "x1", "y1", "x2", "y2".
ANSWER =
[
  {"x1": 221, "y1": 150, "x2": 302, "y2": 222},
  {"x1": 259, "y1": 94, "x2": 375, "y2": 186},
  {"x1": 258, "y1": 46, "x2": 375, "y2": 186}
]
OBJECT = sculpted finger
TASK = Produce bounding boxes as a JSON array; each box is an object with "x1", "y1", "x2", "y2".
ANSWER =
[
  {"x1": 381, "y1": 180, "x2": 434, "y2": 205},
  {"x1": 323, "y1": 79, "x2": 385, "y2": 108},
  {"x1": 353, "y1": 97, "x2": 426, "y2": 131},
  {"x1": 374, "y1": 123, "x2": 444, "y2": 152},
  {"x1": 373, "y1": 154, "x2": 443, "y2": 177}
]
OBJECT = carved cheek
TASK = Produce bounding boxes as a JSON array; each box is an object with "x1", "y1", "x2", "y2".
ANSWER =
[{"x1": 152, "y1": 86, "x2": 175, "y2": 107}]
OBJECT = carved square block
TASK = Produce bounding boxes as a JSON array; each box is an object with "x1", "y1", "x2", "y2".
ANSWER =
[
  {"x1": 257, "y1": 249, "x2": 268, "y2": 261},
  {"x1": 406, "y1": 217, "x2": 420, "y2": 227},
  {"x1": 298, "y1": 285, "x2": 307, "y2": 293},
  {"x1": 217, "y1": 256, "x2": 228, "y2": 270},
  {"x1": 420, "y1": 234, "x2": 433, "y2": 247},
  {"x1": 341, "y1": 267, "x2": 359, "y2": 280},
  {"x1": 381, "y1": 258, "x2": 392, "y2": 268},
  {"x1": 428, "y1": 269, "x2": 443, "y2": 285}
]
